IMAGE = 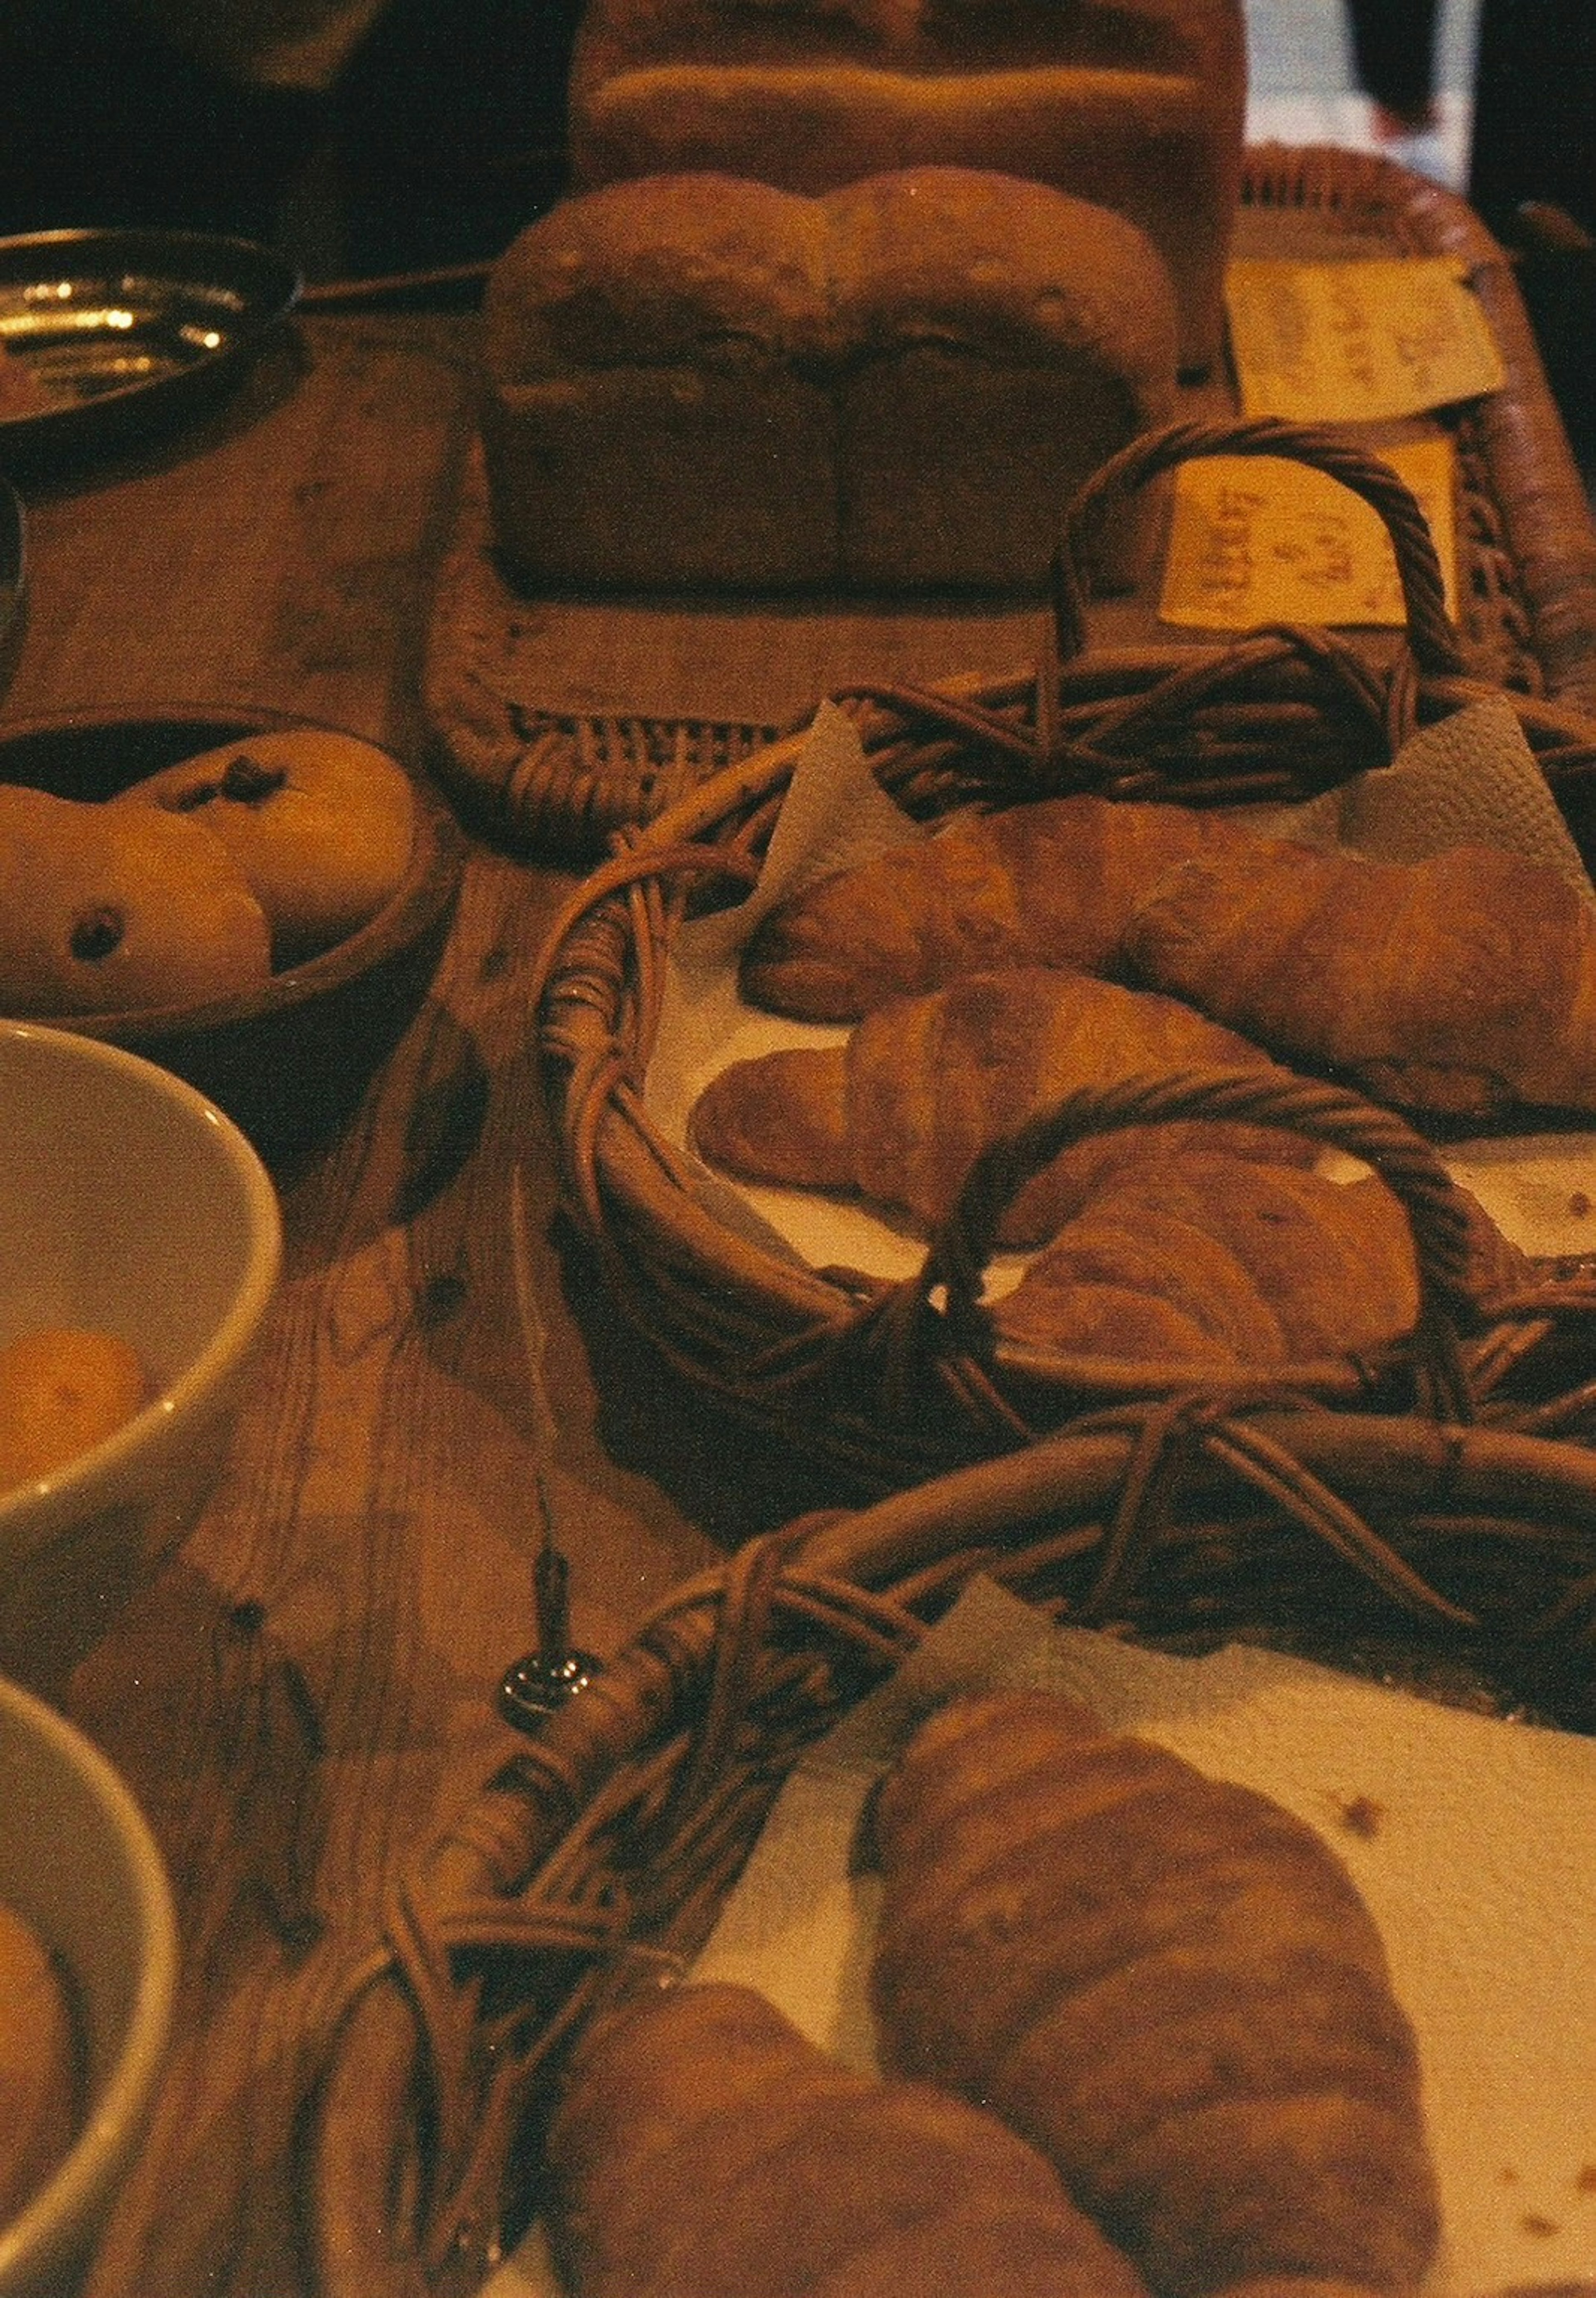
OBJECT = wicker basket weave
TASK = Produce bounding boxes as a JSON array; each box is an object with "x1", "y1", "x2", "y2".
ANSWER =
[
  {"x1": 305, "y1": 1394, "x2": 1596, "y2": 2296},
  {"x1": 531, "y1": 414, "x2": 1596, "y2": 1492}
]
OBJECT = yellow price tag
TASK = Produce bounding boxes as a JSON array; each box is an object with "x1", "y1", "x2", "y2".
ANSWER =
[
  {"x1": 1158, "y1": 437, "x2": 1458, "y2": 631},
  {"x1": 1225, "y1": 257, "x2": 1504, "y2": 421}
]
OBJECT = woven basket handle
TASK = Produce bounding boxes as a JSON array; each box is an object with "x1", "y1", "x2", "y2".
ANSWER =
[
  {"x1": 1050, "y1": 415, "x2": 1469, "y2": 680},
  {"x1": 919, "y1": 1063, "x2": 1479, "y2": 1414}
]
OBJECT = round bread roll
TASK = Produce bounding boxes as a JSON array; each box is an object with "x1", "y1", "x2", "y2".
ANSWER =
[
  {"x1": 0, "y1": 1897, "x2": 79, "y2": 2224},
  {"x1": 118, "y1": 729, "x2": 418, "y2": 967},
  {"x1": 0, "y1": 783, "x2": 271, "y2": 1016},
  {"x1": 0, "y1": 1327, "x2": 150, "y2": 1491}
]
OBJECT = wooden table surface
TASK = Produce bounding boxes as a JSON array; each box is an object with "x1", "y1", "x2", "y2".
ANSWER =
[
  {"x1": 5, "y1": 233, "x2": 1596, "y2": 2295},
  {"x1": 1, "y1": 305, "x2": 851, "y2": 2298}
]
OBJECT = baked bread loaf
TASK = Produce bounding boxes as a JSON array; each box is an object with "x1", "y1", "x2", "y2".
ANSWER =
[
  {"x1": 991, "y1": 1149, "x2": 1419, "y2": 1365},
  {"x1": 544, "y1": 1978, "x2": 1156, "y2": 2298},
  {"x1": 739, "y1": 793, "x2": 1255, "y2": 1020},
  {"x1": 116, "y1": 727, "x2": 418, "y2": 967},
  {"x1": 689, "y1": 965, "x2": 1313, "y2": 1244},
  {"x1": 567, "y1": 0, "x2": 1247, "y2": 374},
  {"x1": 1123, "y1": 837, "x2": 1596, "y2": 1124},
  {"x1": 869, "y1": 1690, "x2": 1443, "y2": 2298},
  {"x1": 480, "y1": 167, "x2": 1179, "y2": 592},
  {"x1": 0, "y1": 783, "x2": 271, "y2": 1016}
]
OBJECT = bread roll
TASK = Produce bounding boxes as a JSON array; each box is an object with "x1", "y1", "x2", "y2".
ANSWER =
[
  {"x1": 992, "y1": 1152, "x2": 1419, "y2": 1365},
  {"x1": 480, "y1": 167, "x2": 1179, "y2": 592},
  {"x1": 0, "y1": 783, "x2": 270, "y2": 1016},
  {"x1": 117, "y1": 727, "x2": 417, "y2": 966},
  {"x1": 0, "y1": 1899, "x2": 78, "y2": 2223},
  {"x1": 544, "y1": 1979, "x2": 1156, "y2": 2298},
  {"x1": 739, "y1": 792, "x2": 1250, "y2": 1021},
  {"x1": 869, "y1": 1690, "x2": 1443, "y2": 2298},
  {"x1": 1123, "y1": 837, "x2": 1596, "y2": 1124},
  {"x1": 690, "y1": 966, "x2": 1313, "y2": 1245},
  {"x1": 567, "y1": 0, "x2": 1247, "y2": 373}
]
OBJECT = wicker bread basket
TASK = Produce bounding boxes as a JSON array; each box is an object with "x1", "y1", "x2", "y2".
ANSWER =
[
  {"x1": 305, "y1": 1394, "x2": 1596, "y2": 2295},
  {"x1": 531, "y1": 415, "x2": 1596, "y2": 1491}
]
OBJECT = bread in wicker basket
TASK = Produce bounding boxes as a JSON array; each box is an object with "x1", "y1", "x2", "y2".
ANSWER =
[
  {"x1": 303, "y1": 1393, "x2": 1596, "y2": 2294},
  {"x1": 528, "y1": 417, "x2": 1596, "y2": 1487}
]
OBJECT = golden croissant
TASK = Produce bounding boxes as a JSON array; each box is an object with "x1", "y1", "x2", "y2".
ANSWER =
[
  {"x1": 993, "y1": 1148, "x2": 1419, "y2": 1366},
  {"x1": 869, "y1": 1690, "x2": 1442, "y2": 2298},
  {"x1": 542, "y1": 1978, "x2": 1156, "y2": 2298},
  {"x1": 739, "y1": 794, "x2": 1251, "y2": 1020},
  {"x1": 690, "y1": 965, "x2": 1311, "y2": 1245},
  {"x1": 1123, "y1": 837, "x2": 1596, "y2": 1123}
]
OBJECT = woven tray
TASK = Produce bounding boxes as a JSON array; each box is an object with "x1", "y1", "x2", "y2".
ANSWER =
[
  {"x1": 423, "y1": 143, "x2": 1596, "y2": 861},
  {"x1": 528, "y1": 413, "x2": 1596, "y2": 1493},
  {"x1": 303, "y1": 1394, "x2": 1596, "y2": 2295}
]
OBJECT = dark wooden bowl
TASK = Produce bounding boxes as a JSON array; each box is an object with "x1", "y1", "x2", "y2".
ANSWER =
[{"x1": 0, "y1": 706, "x2": 466, "y2": 1154}]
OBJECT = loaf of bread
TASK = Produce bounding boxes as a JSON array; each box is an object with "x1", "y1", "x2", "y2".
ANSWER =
[
  {"x1": 869, "y1": 1690, "x2": 1443, "y2": 2298},
  {"x1": 544, "y1": 1979, "x2": 1156, "y2": 2298},
  {"x1": 1123, "y1": 837, "x2": 1596, "y2": 1124},
  {"x1": 567, "y1": 0, "x2": 1247, "y2": 374},
  {"x1": 689, "y1": 965, "x2": 1313, "y2": 1245},
  {"x1": 739, "y1": 792, "x2": 1255, "y2": 1021},
  {"x1": 991, "y1": 1149, "x2": 1419, "y2": 1366},
  {"x1": 480, "y1": 167, "x2": 1179, "y2": 592}
]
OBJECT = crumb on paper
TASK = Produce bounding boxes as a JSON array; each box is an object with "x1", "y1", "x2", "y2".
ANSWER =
[{"x1": 1337, "y1": 1793, "x2": 1385, "y2": 1838}]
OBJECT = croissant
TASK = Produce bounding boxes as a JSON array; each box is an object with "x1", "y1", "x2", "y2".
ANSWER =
[
  {"x1": 690, "y1": 965, "x2": 1312, "y2": 1245},
  {"x1": 543, "y1": 1978, "x2": 1155, "y2": 2298},
  {"x1": 739, "y1": 794, "x2": 1252, "y2": 1020},
  {"x1": 993, "y1": 1149, "x2": 1419, "y2": 1365},
  {"x1": 868, "y1": 1690, "x2": 1443, "y2": 2298},
  {"x1": 1123, "y1": 837, "x2": 1596, "y2": 1123}
]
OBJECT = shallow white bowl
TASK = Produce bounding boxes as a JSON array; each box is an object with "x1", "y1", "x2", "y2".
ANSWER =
[
  {"x1": 0, "y1": 1672, "x2": 177, "y2": 2298},
  {"x1": 0, "y1": 1022, "x2": 282, "y2": 1697}
]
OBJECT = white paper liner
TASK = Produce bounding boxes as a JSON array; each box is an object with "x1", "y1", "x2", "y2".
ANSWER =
[{"x1": 494, "y1": 1580, "x2": 1596, "y2": 2297}]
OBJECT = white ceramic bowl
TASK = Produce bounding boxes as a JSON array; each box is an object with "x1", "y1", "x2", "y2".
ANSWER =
[
  {"x1": 0, "y1": 1672, "x2": 177, "y2": 2298},
  {"x1": 0, "y1": 1022, "x2": 282, "y2": 1698}
]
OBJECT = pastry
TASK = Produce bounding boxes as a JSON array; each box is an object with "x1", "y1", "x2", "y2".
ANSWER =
[
  {"x1": 991, "y1": 1150, "x2": 1419, "y2": 1365},
  {"x1": 480, "y1": 167, "x2": 1179, "y2": 592},
  {"x1": 869, "y1": 1690, "x2": 1443, "y2": 2297},
  {"x1": 116, "y1": 727, "x2": 417, "y2": 967},
  {"x1": 689, "y1": 965, "x2": 1311, "y2": 1245},
  {"x1": 0, "y1": 783, "x2": 271, "y2": 1016},
  {"x1": 739, "y1": 793, "x2": 1251, "y2": 1021},
  {"x1": 543, "y1": 1978, "x2": 1155, "y2": 2298},
  {"x1": 1123, "y1": 837, "x2": 1596, "y2": 1125},
  {"x1": 566, "y1": 0, "x2": 1248, "y2": 373}
]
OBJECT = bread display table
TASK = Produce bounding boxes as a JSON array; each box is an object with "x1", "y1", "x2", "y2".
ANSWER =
[
  {"x1": 2, "y1": 144, "x2": 1596, "y2": 2298},
  {"x1": 425, "y1": 145, "x2": 1596, "y2": 860}
]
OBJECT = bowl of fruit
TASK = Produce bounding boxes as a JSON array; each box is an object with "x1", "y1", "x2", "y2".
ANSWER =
[
  {"x1": 0, "y1": 1670, "x2": 177, "y2": 2298},
  {"x1": 0, "y1": 1020, "x2": 281, "y2": 1700}
]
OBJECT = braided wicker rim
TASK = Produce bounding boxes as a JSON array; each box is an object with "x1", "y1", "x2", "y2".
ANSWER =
[
  {"x1": 532, "y1": 414, "x2": 1596, "y2": 1485},
  {"x1": 305, "y1": 1395, "x2": 1596, "y2": 2296}
]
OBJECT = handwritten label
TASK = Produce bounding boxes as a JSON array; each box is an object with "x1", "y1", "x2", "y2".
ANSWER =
[
  {"x1": 1225, "y1": 257, "x2": 1504, "y2": 420},
  {"x1": 1159, "y1": 437, "x2": 1458, "y2": 631}
]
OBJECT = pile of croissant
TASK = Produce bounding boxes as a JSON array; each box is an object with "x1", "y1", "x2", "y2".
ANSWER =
[
  {"x1": 687, "y1": 793, "x2": 1581, "y2": 1365},
  {"x1": 544, "y1": 1687, "x2": 1443, "y2": 2298}
]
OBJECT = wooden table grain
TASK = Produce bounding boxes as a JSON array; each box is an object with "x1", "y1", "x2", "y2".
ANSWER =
[{"x1": 1, "y1": 308, "x2": 843, "y2": 2298}]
